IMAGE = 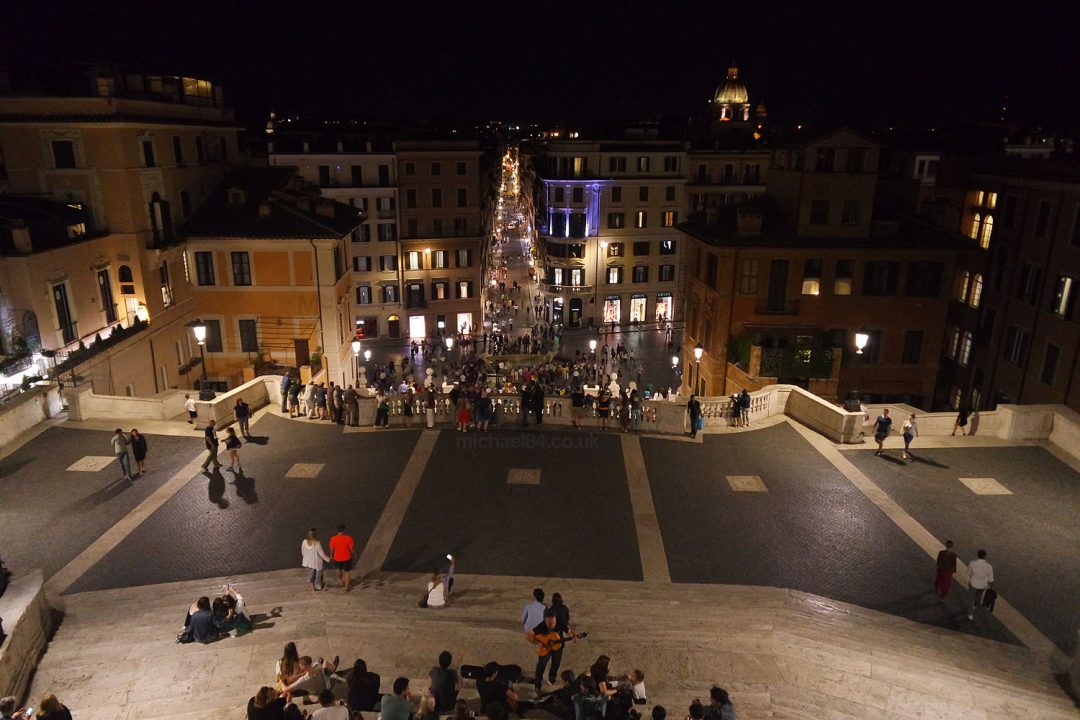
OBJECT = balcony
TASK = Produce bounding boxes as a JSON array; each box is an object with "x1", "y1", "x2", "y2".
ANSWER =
[
  {"x1": 687, "y1": 174, "x2": 763, "y2": 187},
  {"x1": 537, "y1": 283, "x2": 593, "y2": 295}
]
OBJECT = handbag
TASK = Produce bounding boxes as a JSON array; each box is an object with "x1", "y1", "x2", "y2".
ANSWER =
[
  {"x1": 982, "y1": 587, "x2": 998, "y2": 612},
  {"x1": 696, "y1": 416, "x2": 704, "y2": 431}
]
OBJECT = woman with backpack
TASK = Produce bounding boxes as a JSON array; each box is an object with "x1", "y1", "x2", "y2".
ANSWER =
[{"x1": 224, "y1": 426, "x2": 243, "y2": 472}]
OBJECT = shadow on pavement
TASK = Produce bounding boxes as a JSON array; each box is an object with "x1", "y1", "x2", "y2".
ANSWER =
[
  {"x1": 58, "y1": 476, "x2": 133, "y2": 515},
  {"x1": 230, "y1": 470, "x2": 258, "y2": 504},
  {"x1": 207, "y1": 470, "x2": 229, "y2": 508},
  {"x1": 245, "y1": 435, "x2": 270, "y2": 446},
  {"x1": 910, "y1": 454, "x2": 950, "y2": 468}
]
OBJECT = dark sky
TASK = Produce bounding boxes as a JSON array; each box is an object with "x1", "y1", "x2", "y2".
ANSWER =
[{"x1": 1, "y1": 0, "x2": 1075, "y2": 130}]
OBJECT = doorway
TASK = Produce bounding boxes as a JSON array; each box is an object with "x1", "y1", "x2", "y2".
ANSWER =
[
  {"x1": 388, "y1": 314, "x2": 401, "y2": 339},
  {"x1": 568, "y1": 298, "x2": 583, "y2": 328}
]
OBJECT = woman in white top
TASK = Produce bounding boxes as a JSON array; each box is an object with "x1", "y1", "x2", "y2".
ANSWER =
[
  {"x1": 902, "y1": 414, "x2": 919, "y2": 461},
  {"x1": 301, "y1": 528, "x2": 332, "y2": 591},
  {"x1": 425, "y1": 569, "x2": 446, "y2": 608}
]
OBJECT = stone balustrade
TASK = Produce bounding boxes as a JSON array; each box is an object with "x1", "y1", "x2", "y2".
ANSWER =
[{"x1": 0, "y1": 571, "x2": 52, "y2": 701}]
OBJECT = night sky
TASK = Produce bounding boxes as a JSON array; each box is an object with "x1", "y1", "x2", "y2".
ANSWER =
[{"x1": 1, "y1": 0, "x2": 1075, "y2": 130}]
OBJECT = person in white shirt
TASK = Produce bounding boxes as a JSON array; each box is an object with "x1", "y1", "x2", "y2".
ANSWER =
[
  {"x1": 967, "y1": 549, "x2": 994, "y2": 620},
  {"x1": 185, "y1": 394, "x2": 197, "y2": 424},
  {"x1": 311, "y1": 689, "x2": 350, "y2": 720},
  {"x1": 424, "y1": 570, "x2": 447, "y2": 608},
  {"x1": 521, "y1": 587, "x2": 546, "y2": 632},
  {"x1": 901, "y1": 414, "x2": 919, "y2": 461},
  {"x1": 301, "y1": 528, "x2": 332, "y2": 592},
  {"x1": 283, "y1": 655, "x2": 339, "y2": 697}
]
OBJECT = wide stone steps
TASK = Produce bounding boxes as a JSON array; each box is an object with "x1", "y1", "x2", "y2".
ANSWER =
[{"x1": 28, "y1": 570, "x2": 1078, "y2": 720}]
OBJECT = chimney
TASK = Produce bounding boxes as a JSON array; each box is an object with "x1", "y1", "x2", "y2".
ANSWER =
[
  {"x1": 11, "y1": 224, "x2": 32, "y2": 254},
  {"x1": 258, "y1": 203, "x2": 272, "y2": 217},
  {"x1": 736, "y1": 207, "x2": 763, "y2": 236}
]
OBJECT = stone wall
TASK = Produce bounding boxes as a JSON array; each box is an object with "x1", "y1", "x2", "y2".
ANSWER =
[
  {"x1": 65, "y1": 383, "x2": 188, "y2": 422},
  {"x1": 0, "y1": 385, "x2": 63, "y2": 450},
  {"x1": 0, "y1": 571, "x2": 52, "y2": 702}
]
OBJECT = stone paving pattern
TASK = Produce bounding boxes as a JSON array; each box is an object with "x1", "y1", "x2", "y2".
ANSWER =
[{"x1": 846, "y1": 445, "x2": 1080, "y2": 654}]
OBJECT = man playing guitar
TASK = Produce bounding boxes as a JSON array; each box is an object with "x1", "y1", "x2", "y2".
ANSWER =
[{"x1": 528, "y1": 610, "x2": 585, "y2": 692}]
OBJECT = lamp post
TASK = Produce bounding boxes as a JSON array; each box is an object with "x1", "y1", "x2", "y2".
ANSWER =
[
  {"x1": 672, "y1": 354, "x2": 680, "y2": 389},
  {"x1": 589, "y1": 338, "x2": 597, "y2": 384},
  {"x1": 845, "y1": 331, "x2": 870, "y2": 411},
  {"x1": 594, "y1": 240, "x2": 608, "y2": 327},
  {"x1": 189, "y1": 319, "x2": 215, "y2": 401},
  {"x1": 693, "y1": 343, "x2": 704, "y2": 395},
  {"x1": 351, "y1": 339, "x2": 361, "y2": 386}
]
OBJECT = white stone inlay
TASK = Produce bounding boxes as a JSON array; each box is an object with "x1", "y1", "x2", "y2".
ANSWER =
[
  {"x1": 285, "y1": 463, "x2": 325, "y2": 479},
  {"x1": 726, "y1": 475, "x2": 767, "y2": 492},
  {"x1": 507, "y1": 468, "x2": 541, "y2": 485},
  {"x1": 958, "y1": 477, "x2": 1012, "y2": 495},
  {"x1": 66, "y1": 456, "x2": 117, "y2": 472}
]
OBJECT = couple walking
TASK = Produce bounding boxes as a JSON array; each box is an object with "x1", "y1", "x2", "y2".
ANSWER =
[
  {"x1": 301, "y1": 525, "x2": 358, "y2": 591},
  {"x1": 111, "y1": 428, "x2": 148, "y2": 480}
]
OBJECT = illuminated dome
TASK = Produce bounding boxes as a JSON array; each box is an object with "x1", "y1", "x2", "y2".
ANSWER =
[{"x1": 714, "y1": 67, "x2": 748, "y2": 105}]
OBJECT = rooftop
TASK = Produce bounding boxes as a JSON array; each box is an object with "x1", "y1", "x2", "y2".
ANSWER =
[{"x1": 0, "y1": 194, "x2": 94, "y2": 255}]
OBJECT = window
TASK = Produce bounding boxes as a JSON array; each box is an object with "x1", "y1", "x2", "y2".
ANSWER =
[
  {"x1": 1017, "y1": 263, "x2": 1041, "y2": 304},
  {"x1": 318, "y1": 165, "x2": 331, "y2": 186},
  {"x1": 904, "y1": 261, "x2": 943, "y2": 297},
  {"x1": 636, "y1": 156, "x2": 650, "y2": 172},
  {"x1": 659, "y1": 239, "x2": 676, "y2": 255},
  {"x1": 356, "y1": 285, "x2": 372, "y2": 304},
  {"x1": 1050, "y1": 276, "x2": 1075, "y2": 318},
  {"x1": 834, "y1": 260, "x2": 854, "y2": 295},
  {"x1": 846, "y1": 148, "x2": 866, "y2": 173},
  {"x1": 659, "y1": 264, "x2": 675, "y2": 282},
  {"x1": 859, "y1": 329, "x2": 882, "y2": 364},
  {"x1": 901, "y1": 330, "x2": 923, "y2": 365},
  {"x1": 456, "y1": 249, "x2": 472, "y2": 267},
  {"x1": 663, "y1": 156, "x2": 679, "y2": 172},
  {"x1": 609, "y1": 156, "x2": 627, "y2": 172},
  {"x1": 958, "y1": 331, "x2": 973, "y2": 366},
  {"x1": 606, "y1": 243, "x2": 624, "y2": 257},
  {"x1": 432, "y1": 281, "x2": 449, "y2": 300},
  {"x1": 456, "y1": 161, "x2": 467, "y2": 175},
  {"x1": 354, "y1": 225, "x2": 372, "y2": 242},
  {"x1": 801, "y1": 259, "x2": 823, "y2": 295},
  {"x1": 633, "y1": 241, "x2": 650, "y2": 256},
  {"x1": 456, "y1": 281, "x2": 473, "y2": 299},
  {"x1": 239, "y1": 319, "x2": 258, "y2": 353},
  {"x1": 863, "y1": 261, "x2": 899, "y2": 296},
  {"x1": 705, "y1": 254, "x2": 718, "y2": 288},
  {"x1": 607, "y1": 266, "x2": 623, "y2": 284},
  {"x1": 572, "y1": 187, "x2": 584, "y2": 203},
  {"x1": 194, "y1": 251, "x2": 215, "y2": 285},
  {"x1": 432, "y1": 250, "x2": 448, "y2": 269},
  {"x1": 611, "y1": 187, "x2": 622, "y2": 203},
  {"x1": 568, "y1": 244, "x2": 585, "y2": 259},
  {"x1": 1003, "y1": 325, "x2": 1028, "y2": 365},
  {"x1": 1035, "y1": 200, "x2": 1051, "y2": 237},
  {"x1": 1042, "y1": 343, "x2": 1060, "y2": 385},
  {"x1": 969, "y1": 212, "x2": 982, "y2": 240},
  {"x1": 946, "y1": 325, "x2": 960, "y2": 359},
  {"x1": 431, "y1": 162, "x2": 442, "y2": 176},
  {"x1": 572, "y1": 157, "x2": 585, "y2": 177},
  {"x1": 405, "y1": 189, "x2": 416, "y2": 209},
  {"x1": 632, "y1": 266, "x2": 649, "y2": 283},
  {"x1": 351, "y1": 165, "x2": 363, "y2": 186},
  {"x1": 662, "y1": 211, "x2": 677, "y2": 227},
  {"x1": 231, "y1": 251, "x2": 252, "y2": 286},
  {"x1": 457, "y1": 188, "x2": 468, "y2": 207},
  {"x1": 406, "y1": 251, "x2": 423, "y2": 270},
  {"x1": 51, "y1": 140, "x2": 76, "y2": 168},
  {"x1": 950, "y1": 386, "x2": 962, "y2": 410},
  {"x1": 173, "y1": 136, "x2": 184, "y2": 165},
  {"x1": 431, "y1": 189, "x2": 442, "y2": 208},
  {"x1": 195, "y1": 136, "x2": 205, "y2": 163},
  {"x1": 639, "y1": 186, "x2": 649, "y2": 202},
  {"x1": 1002, "y1": 196, "x2": 1019, "y2": 229},
  {"x1": 608, "y1": 212, "x2": 625, "y2": 229},
  {"x1": 383, "y1": 285, "x2": 399, "y2": 303},
  {"x1": 159, "y1": 262, "x2": 173, "y2": 308},
  {"x1": 405, "y1": 162, "x2": 416, "y2": 176},
  {"x1": 377, "y1": 224, "x2": 397, "y2": 242},
  {"x1": 739, "y1": 259, "x2": 759, "y2": 294},
  {"x1": 809, "y1": 200, "x2": 829, "y2": 225},
  {"x1": 178, "y1": 190, "x2": 191, "y2": 218},
  {"x1": 666, "y1": 186, "x2": 676, "y2": 202},
  {"x1": 406, "y1": 218, "x2": 418, "y2": 237},
  {"x1": 570, "y1": 268, "x2": 584, "y2": 285},
  {"x1": 353, "y1": 256, "x2": 372, "y2": 272},
  {"x1": 968, "y1": 273, "x2": 984, "y2": 308},
  {"x1": 554, "y1": 187, "x2": 564, "y2": 203},
  {"x1": 379, "y1": 255, "x2": 397, "y2": 272},
  {"x1": 453, "y1": 217, "x2": 467, "y2": 236},
  {"x1": 204, "y1": 320, "x2": 223, "y2": 352},
  {"x1": 378, "y1": 164, "x2": 390, "y2": 186},
  {"x1": 635, "y1": 211, "x2": 647, "y2": 228},
  {"x1": 841, "y1": 200, "x2": 860, "y2": 226}
]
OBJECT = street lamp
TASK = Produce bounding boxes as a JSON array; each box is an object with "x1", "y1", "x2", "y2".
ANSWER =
[
  {"x1": 445, "y1": 337, "x2": 454, "y2": 351},
  {"x1": 589, "y1": 338, "x2": 598, "y2": 384},
  {"x1": 190, "y1": 319, "x2": 215, "y2": 401},
  {"x1": 351, "y1": 339, "x2": 361, "y2": 385},
  {"x1": 693, "y1": 343, "x2": 704, "y2": 395},
  {"x1": 846, "y1": 331, "x2": 870, "y2": 411},
  {"x1": 594, "y1": 240, "x2": 608, "y2": 327}
]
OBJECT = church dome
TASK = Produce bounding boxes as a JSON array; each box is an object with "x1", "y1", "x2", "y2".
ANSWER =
[{"x1": 714, "y1": 66, "x2": 748, "y2": 105}]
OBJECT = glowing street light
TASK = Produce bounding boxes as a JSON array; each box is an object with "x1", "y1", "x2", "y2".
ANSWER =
[{"x1": 189, "y1": 319, "x2": 214, "y2": 400}]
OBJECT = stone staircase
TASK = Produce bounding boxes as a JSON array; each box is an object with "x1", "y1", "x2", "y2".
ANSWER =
[{"x1": 28, "y1": 571, "x2": 1078, "y2": 720}]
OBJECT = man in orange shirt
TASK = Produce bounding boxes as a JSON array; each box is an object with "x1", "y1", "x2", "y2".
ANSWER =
[{"x1": 328, "y1": 524, "x2": 356, "y2": 591}]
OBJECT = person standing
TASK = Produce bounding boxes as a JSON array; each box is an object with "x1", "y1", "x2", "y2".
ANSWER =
[
  {"x1": 522, "y1": 587, "x2": 547, "y2": 632},
  {"x1": 234, "y1": 397, "x2": 252, "y2": 438},
  {"x1": 224, "y1": 427, "x2": 243, "y2": 472},
  {"x1": 185, "y1": 393, "x2": 197, "y2": 425},
  {"x1": 333, "y1": 383, "x2": 346, "y2": 426},
  {"x1": 112, "y1": 428, "x2": 133, "y2": 481},
  {"x1": 288, "y1": 379, "x2": 303, "y2": 418},
  {"x1": 687, "y1": 394, "x2": 702, "y2": 439},
  {"x1": 532, "y1": 383, "x2": 545, "y2": 425},
  {"x1": 301, "y1": 528, "x2": 332, "y2": 591},
  {"x1": 130, "y1": 428, "x2": 148, "y2": 476},
  {"x1": 901, "y1": 413, "x2": 919, "y2": 460},
  {"x1": 739, "y1": 389, "x2": 752, "y2": 426},
  {"x1": 201, "y1": 419, "x2": 221, "y2": 472},
  {"x1": 934, "y1": 540, "x2": 957, "y2": 602},
  {"x1": 328, "y1": 524, "x2": 356, "y2": 591},
  {"x1": 344, "y1": 385, "x2": 359, "y2": 427},
  {"x1": 528, "y1": 611, "x2": 565, "y2": 692},
  {"x1": 873, "y1": 408, "x2": 892, "y2": 456},
  {"x1": 952, "y1": 407, "x2": 970, "y2": 436},
  {"x1": 280, "y1": 374, "x2": 292, "y2": 413},
  {"x1": 597, "y1": 391, "x2": 612, "y2": 430},
  {"x1": 571, "y1": 386, "x2": 586, "y2": 429},
  {"x1": 967, "y1": 549, "x2": 994, "y2": 620},
  {"x1": 520, "y1": 384, "x2": 532, "y2": 427}
]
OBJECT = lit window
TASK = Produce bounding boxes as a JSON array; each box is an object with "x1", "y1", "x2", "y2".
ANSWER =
[
  {"x1": 635, "y1": 211, "x2": 647, "y2": 228},
  {"x1": 958, "y1": 331, "x2": 973, "y2": 366},
  {"x1": 947, "y1": 326, "x2": 960, "y2": 359},
  {"x1": 1051, "y1": 276, "x2": 1075, "y2": 317},
  {"x1": 986, "y1": 192, "x2": 998, "y2": 209},
  {"x1": 979, "y1": 215, "x2": 993, "y2": 249},
  {"x1": 969, "y1": 274, "x2": 983, "y2": 308},
  {"x1": 969, "y1": 213, "x2": 981, "y2": 240},
  {"x1": 975, "y1": 190, "x2": 985, "y2": 206},
  {"x1": 662, "y1": 210, "x2": 676, "y2": 227},
  {"x1": 957, "y1": 271, "x2": 971, "y2": 302}
]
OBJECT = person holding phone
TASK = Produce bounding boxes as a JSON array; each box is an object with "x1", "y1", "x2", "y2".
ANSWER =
[{"x1": 33, "y1": 693, "x2": 72, "y2": 720}]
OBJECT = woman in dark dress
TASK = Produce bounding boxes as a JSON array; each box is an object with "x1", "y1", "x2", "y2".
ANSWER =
[
  {"x1": 347, "y1": 659, "x2": 381, "y2": 712},
  {"x1": 597, "y1": 392, "x2": 611, "y2": 430},
  {"x1": 130, "y1": 428, "x2": 148, "y2": 475}
]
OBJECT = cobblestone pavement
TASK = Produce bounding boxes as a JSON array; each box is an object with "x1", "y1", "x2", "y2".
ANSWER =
[
  {"x1": 383, "y1": 427, "x2": 642, "y2": 580},
  {"x1": 67, "y1": 414, "x2": 421, "y2": 592},
  {"x1": 846, "y1": 445, "x2": 1080, "y2": 654},
  {"x1": 0, "y1": 426, "x2": 202, "y2": 578},
  {"x1": 642, "y1": 422, "x2": 1021, "y2": 646}
]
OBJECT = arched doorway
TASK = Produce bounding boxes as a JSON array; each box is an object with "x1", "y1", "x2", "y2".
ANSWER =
[
  {"x1": 568, "y1": 298, "x2": 582, "y2": 328},
  {"x1": 21, "y1": 311, "x2": 41, "y2": 351},
  {"x1": 387, "y1": 314, "x2": 401, "y2": 339}
]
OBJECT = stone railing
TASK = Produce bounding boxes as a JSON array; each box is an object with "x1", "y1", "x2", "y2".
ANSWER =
[
  {"x1": 65, "y1": 383, "x2": 189, "y2": 422},
  {"x1": 0, "y1": 571, "x2": 52, "y2": 701},
  {"x1": 0, "y1": 384, "x2": 64, "y2": 451}
]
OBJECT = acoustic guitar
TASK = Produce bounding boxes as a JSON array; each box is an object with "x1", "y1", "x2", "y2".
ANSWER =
[{"x1": 534, "y1": 631, "x2": 587, "y2": 656}]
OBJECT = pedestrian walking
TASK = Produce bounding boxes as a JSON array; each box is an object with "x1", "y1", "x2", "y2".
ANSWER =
[
  {"x1": 901, "y1": 413, "x2": 919, "y2": 460},
  {"x1": 112, "y1": 428, "x2": 133, "y2": 480},
  {"x1": 967, "y1": 549, "x2": 994, "y2": 620},
  {"x1": 687, "y1": 394, "x2": 702, "y2": 439},
  {"x1": 280, "y1": 374, "x2": 292, "y2": 413},
  {"x1": 952, "y1": 407, "x2": 970, "y2": 436},
  {"x1": 344, "y1": 385, "x2": 359, "y2": 426},
  {"x1": 201, "y1": 419, "x2": 222, "y2": 472},
  {"x1": 288, "y1": 380, "x2": 302, "y2": 417},
  {"x1": 328, "y1": 524, "x2": 356, "y2": 591},
  {"x1": 597, "y1": 390, "x2": 612, "y2": 430},
  {"x1": 224, "y1": 426, "x2": 242, "y2": 472},
  {"x1": 934, "y1": 540, "x2": 957, "y2": 602},
  {"x1": 301, "y1": 528, "x2": 332, "y2": 591},
  {"x1": 234, "y1": 397, "x2": 251, "y2": 438},
  {"x1": 185, "y1": 394, "x2": 197, "y2": 425},
  {"x1": 873, "y1": 409, "x2": 892, "y2": 455},
  {"x1": 130, "y1": 428, "x2": 148, "y2": 475}
]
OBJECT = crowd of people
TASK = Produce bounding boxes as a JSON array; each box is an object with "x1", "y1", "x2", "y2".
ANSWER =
[{"x1": 177, "y1": 584, "x2": 253, "y2": 643}]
